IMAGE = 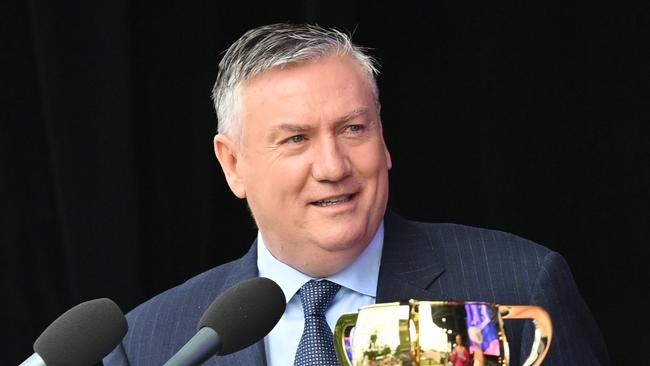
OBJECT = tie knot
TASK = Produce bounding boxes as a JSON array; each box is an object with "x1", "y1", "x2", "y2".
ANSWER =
[{"x1": 299, "y1": 280, "x2": 341, "y2": 317}]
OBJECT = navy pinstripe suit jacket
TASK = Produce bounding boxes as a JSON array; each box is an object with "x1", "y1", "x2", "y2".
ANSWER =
[{"x1": 104, "y1": 211, "x2": 609, "y2": 365}]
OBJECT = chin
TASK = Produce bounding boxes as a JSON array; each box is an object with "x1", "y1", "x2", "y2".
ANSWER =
[
  {"x1": 313, "y1": 227, "x2": 369, "y2": 253},
  {"x1": 301, "y1": 208, "x2": 382, "y2": 252}
]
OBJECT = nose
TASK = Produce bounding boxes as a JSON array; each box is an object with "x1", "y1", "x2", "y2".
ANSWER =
[{"x1": 311, "y1": 136, "x2": 351, "y2": 182}]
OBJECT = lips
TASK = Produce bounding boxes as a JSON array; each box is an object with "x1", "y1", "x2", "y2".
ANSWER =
[{"x1": 311, "y1": 194, "x2": 354, "y2": 207}]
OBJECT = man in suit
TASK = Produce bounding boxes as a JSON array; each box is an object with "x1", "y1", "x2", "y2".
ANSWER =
[{"x1": 105, "y1": 23, "x2": 608, "y2": 365}]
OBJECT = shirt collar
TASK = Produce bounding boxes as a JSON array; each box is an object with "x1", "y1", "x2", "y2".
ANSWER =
[{"x1": 257, "y1": 220, "x2": 384, "y2": 302}]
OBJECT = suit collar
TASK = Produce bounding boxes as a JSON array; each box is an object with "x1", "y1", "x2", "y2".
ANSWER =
[{"x1": 376, "y1": 210, "x2": 445, "y2": 303}]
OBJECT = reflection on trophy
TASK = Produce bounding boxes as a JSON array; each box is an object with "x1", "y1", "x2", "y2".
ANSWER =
[{"x1": 334, "y1": 300, "x2": 552, "y2": 366}]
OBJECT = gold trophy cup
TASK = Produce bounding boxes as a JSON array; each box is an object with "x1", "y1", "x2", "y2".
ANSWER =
[{"x1": 334, "y1": 300, "x2": 552, "y2": 366}]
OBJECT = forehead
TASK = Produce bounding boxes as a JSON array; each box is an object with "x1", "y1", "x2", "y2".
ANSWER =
[{"x1": 238, "y1": 54, "x2": 374, "y2": 117}]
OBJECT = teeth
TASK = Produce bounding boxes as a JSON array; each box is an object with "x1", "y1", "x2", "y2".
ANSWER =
[{"x1": 314, "y1": 195, "x2": 350, "y2": 206}]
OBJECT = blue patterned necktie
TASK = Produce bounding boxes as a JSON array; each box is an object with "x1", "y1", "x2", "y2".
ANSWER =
[{"x1": 294, "y1": 280, "x2": 342, "y2": 366}]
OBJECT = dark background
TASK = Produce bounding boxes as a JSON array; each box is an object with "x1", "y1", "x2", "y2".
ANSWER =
[{"x1": 2, "y1": 1, "x2": 648, "y2": 365}]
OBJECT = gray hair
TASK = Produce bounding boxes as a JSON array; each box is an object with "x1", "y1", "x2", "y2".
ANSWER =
[{"x1": 212, "y1": 23, "x2": 380, "y2": 139}]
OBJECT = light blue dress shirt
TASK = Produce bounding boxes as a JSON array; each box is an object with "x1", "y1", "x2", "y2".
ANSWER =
[{"x1": 257, "y1": 221, "x2": 384, "y2": 366}]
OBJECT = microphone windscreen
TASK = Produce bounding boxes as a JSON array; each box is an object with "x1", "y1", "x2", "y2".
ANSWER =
[
  {"x1": 33, "y1": 298, "x2": 127, "y2": 366},
  {"x1": 198, "y1": 277, "x2": 286, "y2": 355}
]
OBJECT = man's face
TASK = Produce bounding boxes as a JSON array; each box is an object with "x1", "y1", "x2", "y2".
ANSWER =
[{"x1": 215, "y1": 54, "x2": 391, "y2": 276}]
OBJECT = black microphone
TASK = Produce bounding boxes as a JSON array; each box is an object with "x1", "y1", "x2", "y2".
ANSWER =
[
  {"x1": 163, "y1": 277, "x2": 286, "y2": 366},
  {"x1": 20, "y1": 298, "x2": 127, "y2": 366}
]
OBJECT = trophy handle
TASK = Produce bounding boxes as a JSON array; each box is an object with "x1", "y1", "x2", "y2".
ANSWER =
[
  {"x1": 334, "y1": 312, "x2": 358, "y2": 366},
  {"x1": 499, "y1": 305, "x2": 553, "y2": 366}
]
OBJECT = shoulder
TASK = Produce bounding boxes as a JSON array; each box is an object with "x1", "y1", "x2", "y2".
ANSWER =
[
  {"x1": 124, "y1": 259, "x2": 242, "y2": 334},
  {"x1": 128, "y1": 259, "x2": 243, "y2": 318},
  {"x1": 385, "y1": 210, "x2": 559, "y2": 278},
  {"x1": 407, "y1": 217, "x2": 553, "y2": 260},
  {"x1": 388, "y1": 212, "x2": 564, "y2": 302},
  {"x1": 127, "y1": 241, "x2": 258, "y2": 320},
  {"x1": 113, "y1": 252, "x2": 256, "y2": 365},
  {"x1": 424, "y1": 221, "x2": 553, "y2": 275}
]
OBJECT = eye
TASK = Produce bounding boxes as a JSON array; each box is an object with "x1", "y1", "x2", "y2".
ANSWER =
[
  {"x1": 344, "y1": 124, "x2": 365, "y2": 133},
  {"x1": 287, "y1": 135, "x2": 305, "y2": 143}
]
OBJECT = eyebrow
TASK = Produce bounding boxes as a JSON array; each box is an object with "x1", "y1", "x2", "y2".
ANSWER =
[
  {"x1": 335, "y1": 107, "x2": 369, "y2": 123},
  {"x1": 267, "y1": 107, "x2": 370, "y2": 142},
  {"x1": 267, "y1": 123, "x2": 312, "y2": 143}
]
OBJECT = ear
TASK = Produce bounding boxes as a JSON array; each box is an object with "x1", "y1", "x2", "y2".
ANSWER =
[{"x1": 213, "y1": 134, "x2": 247, "y2": 198}]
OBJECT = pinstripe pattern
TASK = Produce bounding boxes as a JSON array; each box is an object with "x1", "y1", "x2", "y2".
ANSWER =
[
  {"x1": 103, "y1": 245, "x2": 265, "y2": 366},
  {"x1": 104, "y1": 211, "x2": 608, "y2": 365}
]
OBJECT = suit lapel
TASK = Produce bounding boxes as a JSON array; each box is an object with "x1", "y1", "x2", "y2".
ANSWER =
[
  {"x1": 376, "y1": 211, "x2": 445, "y2": 303},
  {"x1": 206, "y1": 241, "x2": 268, "y2": 366}
]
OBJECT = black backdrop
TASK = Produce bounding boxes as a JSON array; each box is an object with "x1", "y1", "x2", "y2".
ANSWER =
[{"x1": 2, "y1": 1, "x2": 648, "y2": 364}]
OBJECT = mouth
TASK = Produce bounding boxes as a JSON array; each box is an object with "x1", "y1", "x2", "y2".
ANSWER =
[{"x1": 311, "y1": 194, "x2": 355, "y2": 207}]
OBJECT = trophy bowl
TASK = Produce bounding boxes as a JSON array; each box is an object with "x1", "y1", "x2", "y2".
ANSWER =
[{"x1": 334, "y1": 300, "x2": 552, "y2": 366}]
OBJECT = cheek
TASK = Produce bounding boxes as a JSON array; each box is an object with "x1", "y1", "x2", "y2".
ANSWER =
[
  {"x1": 254, "y1": 159, "x2": 311, "y2": 203},
  {"x1": 355, "y1": 145, "x2": 391, "y2": 177},
  {"x1": 384, "y1": 145, "x2": 393, "y2": 170}
]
